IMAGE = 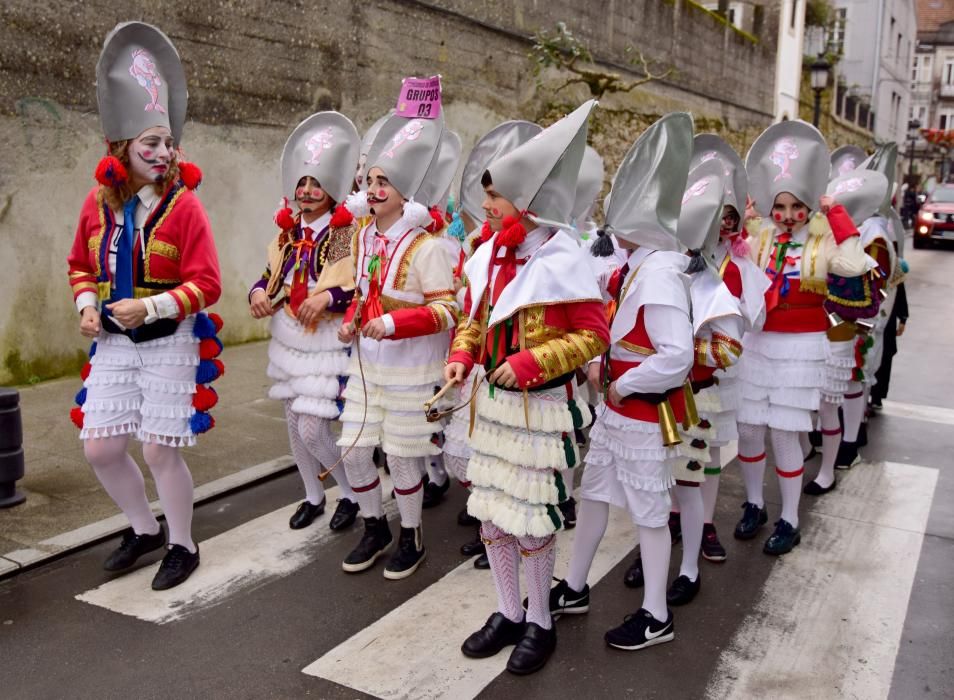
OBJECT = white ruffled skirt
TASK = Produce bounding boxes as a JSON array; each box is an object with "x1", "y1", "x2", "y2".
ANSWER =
[
  {"x1": 466, "y1": 384, "x2": 590, "y2": 537},
  {"x1": 266, "y1": 309, "x2": 350, "y2": 419},
  {"x1": 737, "y1": 330, "x2": 828, "y2": 432},
  {"x1": 823, "y1": 337, "x2": 855, "y2": 405}
]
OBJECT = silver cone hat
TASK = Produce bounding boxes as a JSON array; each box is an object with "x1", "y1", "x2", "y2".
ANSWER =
[
  {"x1": 459, "y1": 121, "x2": 542, "y2": 223},
  {"x1": 603, "y1": 112, "x2": 694, "y2": 251},
  {"x1": 96, "y1": 22, "x2": 188, "y2": 144},
  {"x1": 826, "y1": 169, "x2": 889, "y2": 224},
  {"x1": 280, "y1": 111, "x2": 361, "y2": 204},
  {"x1": 745, "y1": 120, "x2": 829, "y2": 217},
  {"x1": 365, "y1": 111, "x2": 445, "y2": 201},
  {"x1": 691, "y1": 134, "x2": 747, "y2": 218},
  {"x1": 486, "y1": 100, "x2": 597, "y2": 228}
]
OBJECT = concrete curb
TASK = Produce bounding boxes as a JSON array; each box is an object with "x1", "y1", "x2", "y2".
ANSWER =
[{"x1": 0, "y1": 455, "x2": 295, "y2": 581}]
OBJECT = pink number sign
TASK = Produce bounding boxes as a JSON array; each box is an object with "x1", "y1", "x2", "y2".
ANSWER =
[{"x1": 395, "y1": 75, "x2": 442, "y2": 119}]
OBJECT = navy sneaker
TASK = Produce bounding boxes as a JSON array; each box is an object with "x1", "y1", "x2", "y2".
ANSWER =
[
  {"x1": 604, "y1": 608, "x2": 674, "y2": 651},
  {"x1": 763, "y1": 519, "x2": 801, "y2": 555},
  {"x1": 733, "y1": 501, "x2": 768, "y2": 540}
]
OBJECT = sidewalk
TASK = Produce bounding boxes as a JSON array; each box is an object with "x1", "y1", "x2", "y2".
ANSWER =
[{"x1": 0, "y1": 341, "x2": 291, "y2": 570}]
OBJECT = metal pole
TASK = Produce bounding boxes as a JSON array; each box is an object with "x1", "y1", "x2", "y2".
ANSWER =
[
  {"x1": 0, "y1": 388, "x2": 25, "y2": 508},
  {"x1": 813, "y1": 89, "x2": 822, "y2": 128}
]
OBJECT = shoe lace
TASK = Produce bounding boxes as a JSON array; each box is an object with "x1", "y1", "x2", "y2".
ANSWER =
[{"x1": 163, "y1": 546, "x2": 189, "y2": 567}]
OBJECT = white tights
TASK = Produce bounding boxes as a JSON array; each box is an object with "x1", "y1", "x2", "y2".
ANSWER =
[
  {"x1": 84, "y1": 435, "x2": 196, "y2": 551},
  {"x1": 737, "y1": 422, "x2": 805, "y2": 527},
  {"x1": 286, "y1": 402, "x2": 356, "y2": 505}
]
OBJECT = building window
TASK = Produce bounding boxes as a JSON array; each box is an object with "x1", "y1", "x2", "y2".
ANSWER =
[
  {"x1": 829, "y1": 8, "x2": 847, "y2": 54},
  {"x1": 939, "y1": 111, "x2": 954, "y2": 130},
  {"x1": 945, "y1": 58, "x2": 954, "y2": 85}
]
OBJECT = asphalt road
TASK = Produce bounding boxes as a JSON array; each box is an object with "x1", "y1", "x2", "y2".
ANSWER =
[{"x1": 1, "y1": 238, "x2": 951, "y2": 700}]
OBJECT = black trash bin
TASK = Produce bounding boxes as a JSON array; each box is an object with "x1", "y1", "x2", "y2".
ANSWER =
[{"x1": 0, "y1": 387, "x2": 26, "y2": 508}]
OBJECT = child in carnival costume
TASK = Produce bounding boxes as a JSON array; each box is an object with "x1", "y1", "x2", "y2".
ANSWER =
[
  {"x1": 661, "y1": 158, "x2": 745, "y2": 607},
  {"x1": 805, "y1": 157, "x2": 890, "y2": 491},
  {"x1": 335, "y1": 105, "x2": 460, "y2": 580},
  {"x1": 67, "y1": 22, "x2": 221, "y2": 590},
  {"x1": 828, "y1": 144, "x2": 900, "y2": 472},
  {"x1": 443, "y1": 120, "x2": 544, "y2": 569},
  {"x1": 549, "y1": 114, "x2": 702, "y2": 651},
  {"x1": 446, "y1": 100, "x2": 609, "y2": 674},
  {"x1": 248, "y1": 112, "x2": 364, "y2": 531},
  {"x1": 735, "y1": 121, "x2": 868, "y2": 555},
  {"x1": 683, "y1": 135, "x2": 769, "y2": 564}
]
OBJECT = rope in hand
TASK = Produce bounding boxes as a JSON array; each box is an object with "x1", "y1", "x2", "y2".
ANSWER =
[
  {"x1": 318, "y1": 296, "x2": 368, "y2": 482},
  {"x1": 424, "y1": 368, "x2": 488, "y2": 422}
]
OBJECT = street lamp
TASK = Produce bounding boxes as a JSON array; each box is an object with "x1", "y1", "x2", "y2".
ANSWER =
[{"x1": 810, "y1": 56, "x2": 831, "y2": 128}]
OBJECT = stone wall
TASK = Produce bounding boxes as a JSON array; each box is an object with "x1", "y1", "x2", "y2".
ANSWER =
[{"x1": 0, "y1": 0, "x2": 777, "y2": 384}]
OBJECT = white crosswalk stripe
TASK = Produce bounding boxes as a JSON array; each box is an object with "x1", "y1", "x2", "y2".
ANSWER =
[
  {"x1": 76, "y1": 476, "x2": 397, "y2": 624},
  {"x1": 301, "y1": 443, "x2": 738, "y2": 700},
  {"x1": 706, "y1": 460, "x2": 938, "y2": 700}
]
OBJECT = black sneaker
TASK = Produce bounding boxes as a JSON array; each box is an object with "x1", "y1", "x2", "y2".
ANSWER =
[
  {"x1": 733, "y1": 501, "x2": 768, "y2": 540},
  {"x1": 289, "y1": 498, "x2": 326, "y2": 530},
  {"x1": 422, "y1": 478, "x2": 450, "y2": 509},
  {"x1": 666, "y1": 574, "x2": 701, "y2": 606},
  {"x1": 668, "y1": 512, "x2": 682, "y2": 544},
  {"x1": 458, "y1": 507, "x2": 479, "y2": 527},
  {"x1": 870, "y1": 399, "x2": 883, "y2": 411},
  {"x1": 506, "y1": 622, "x2": 557, "y2": 675},
  {"x1": 328, "y1": 498, "x2": 359, "y2": 531},
  {"x1": 803, "y1": 478, "x2": 837, "y2": 495},
  {"x1": 763, "y1": 519, "x2": 801, "y2": 555},
  {"x1": 547, "y1": 579, "x2": 590, "y2": 616},
  {"x1": 473, "y1": 553, "x2": 490, "y2": 569},
  {"x1": 623, "y1": 556, "x2": 644, "y2": 588},
  {"x1": 834, "y1": 440, "x2": 861, "y2": 470},
  {"x1": 103, "y1": 526, "x2": 167, "y2": 572},
  {"x1": 151, "y1": 544, "x2": 200, "y2": 591},
  {"x1": 558, "y1": 497, "x2": 577, "y2": 529},
  {"x1": 383, "y1": 525, "x2": 426, "y2": 580},
  {"x1": 342, "y1": 516, "x2": 393, "y2": 573},
  {"x1": 604, "y1": 608, "x2": 674, "y2": 651},
  {"x1": 461, "y1": 612, "x2": 526, "y2": 658},
  {"x1": 701, "y1": 523, "x2": 727, "y2": 562}
]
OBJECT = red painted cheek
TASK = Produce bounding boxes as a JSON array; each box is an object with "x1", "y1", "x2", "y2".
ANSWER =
[
  {"x1": 773, "y1": 212, "x2": 783, "y2": 221},
  {"x1": 796, "y1": 211, "x2": 805, "y2": 220},
  {"x1": 491, "y1": 208, "x2": 500, "y2": 217},
  {"x1": 141, "y1": 150, "x2": 153, "y2": 159},
  {"x1": 377, "y1": 189, "x2": 387, "y2": 199}
]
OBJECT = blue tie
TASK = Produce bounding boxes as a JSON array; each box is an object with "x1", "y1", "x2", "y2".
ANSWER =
[{"x1": 112, "y1": 195, "x2": 140, "y2": 307}]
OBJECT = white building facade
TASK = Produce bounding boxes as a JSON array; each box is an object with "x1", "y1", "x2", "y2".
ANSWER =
[{"x1": 832, "y1": 0, "x2": 918, "y2": 144}]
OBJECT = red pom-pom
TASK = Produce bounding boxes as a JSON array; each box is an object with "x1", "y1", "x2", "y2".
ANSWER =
[
  {"x1": 480, "y1": 221, "x2": 494, "y2": 243},
  {"x1": 80, "y1": 362, "x2": 92, "y2": 381},
  {"x1": 424, "y1": 207, "x2": 445, "y2": 234},
  {"x1": 208, "y1": 312, "x2": 224, "y2": 332},
  {"x1": 178, "y1": 161, "x2": 203, "y2": 190},
  {"x1": 275, "y1": 206, "x2": 296, "y2": 231},
  {"x1": 330, "y1": 204, "x2": 354, "y2": 229},
  {"x1": 70, "y1": 406, "x2": 85, "y2": 429},
  {"x1": 94, "y1": 155, "x2": 128, "y2": 187},
  {"x1": 213, "y1": 358, "x2": 225, "y2": 378},
  {"x1": 497, "y1": 215, "x2": 527, "y2": 248},
  {"x1": 192, "y1": 385, "x2": 219, "y2": 411},
  {"x1": 199, "y1": 337, "x2": 222, "y2": 360}
]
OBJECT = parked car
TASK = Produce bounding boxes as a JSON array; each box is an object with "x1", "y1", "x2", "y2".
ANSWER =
[{"x1": 914, "y1": 183, "x2": 954, "y2": 248}]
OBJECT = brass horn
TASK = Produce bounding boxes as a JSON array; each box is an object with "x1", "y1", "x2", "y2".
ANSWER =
[
  {"x1": 658, "y1": 399, "x2": 683, "y2": 448},
  {"x1": 681, "y1": 381, "x2": 700, "y2": 430}
]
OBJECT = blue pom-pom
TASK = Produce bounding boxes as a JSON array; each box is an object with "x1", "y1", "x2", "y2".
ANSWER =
[
  {"x1": 447, "y1": 212, "x2": 467, "y2": 242},
  {"x1": 196, "y1": 359, "x2": 221, "y2": 384},
  {"x1": 335, "y1": 398, "x2": 345, "y2": 415},
  {"x1": 193, "y1": 312, "x2": 216, "y2": 339},
  {"x1": 75, "y1": 387, "x2": 87, "y2": 406},
  {"x1": 190, "y1": 411, "x2": 213, "y2": 434},
  {"x1": 900, "y1": 258, "x2": 910, "y2": 273},
  {"x1": 88, "y1": 342, "x2": 98, "y2": 358}
]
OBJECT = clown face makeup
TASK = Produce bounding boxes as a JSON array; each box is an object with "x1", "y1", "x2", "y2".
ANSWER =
[
  {"x1": 720, "y1": 204, "x2": 741, "y2": 238},
  {"x1": 771, "y1": 192, "x2": 810, "y2": 234},
  {"x1": 128, "y1": 126, "x2": 173, "y2": 189},
  {"x1": 295, "y1": 176, "x2": 332, "y2": 220},
  {"x1": 481, "y1": 183, "x2": 520, "y2": 231},
  {"x1": 366, "y1": 167, "x2": 403, "y2": 220}
]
